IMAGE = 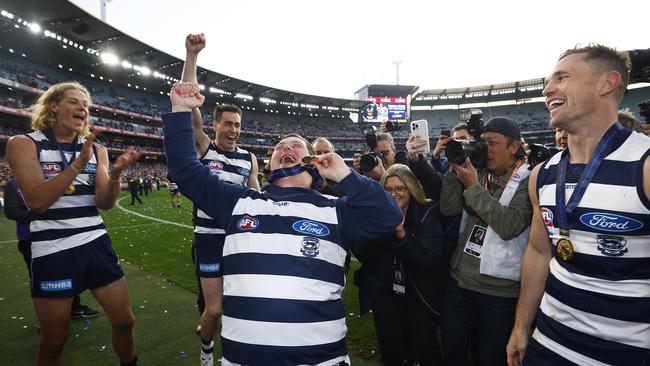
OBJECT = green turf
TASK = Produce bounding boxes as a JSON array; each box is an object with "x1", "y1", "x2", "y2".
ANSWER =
[{"x1": 0, "y1": 189, "x2": 381, "y2": 365}]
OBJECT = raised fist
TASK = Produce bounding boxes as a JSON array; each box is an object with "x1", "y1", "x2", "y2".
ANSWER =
[
  {"x1": 185, "y1": 33, "x2": 206, "y2": 54},
  {"x1": 170, "y1": 82, "x2": 205, "y2": 112}
]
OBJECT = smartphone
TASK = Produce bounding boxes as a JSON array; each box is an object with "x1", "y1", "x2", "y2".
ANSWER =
[{"x1": 410, "y1": 119, "x2": 431, "y2": 155}]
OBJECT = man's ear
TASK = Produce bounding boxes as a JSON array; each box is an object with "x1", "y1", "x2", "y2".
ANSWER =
[{"x1": 599, "y1": 70, "x2": 621, "y2": 97}]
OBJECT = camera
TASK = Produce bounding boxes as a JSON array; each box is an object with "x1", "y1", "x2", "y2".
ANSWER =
[
  {"x1": 527, "y1": 143, "x2": 561, "y2": 170},
  {"x1": 385, "y1": 121, "x2": 402, "y2": 132},
  {"x1": 359, "y1": 126, "x2": 387, "y2": 174},
  {"x1": 444, "y1": 109, "x2": 488, "y2": 169},
  {"x1": 639, "y1": 100, "x2": 650, "y2": 124}
]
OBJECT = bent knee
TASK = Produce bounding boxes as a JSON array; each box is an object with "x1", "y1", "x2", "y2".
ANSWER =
[{"x1": 113, "y1": 312, "x2": 136, "y2": 333}]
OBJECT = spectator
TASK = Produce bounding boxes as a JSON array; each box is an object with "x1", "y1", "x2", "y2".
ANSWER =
[{"x1": 353, "y1": 164, "x2": 444, "y2": 365}]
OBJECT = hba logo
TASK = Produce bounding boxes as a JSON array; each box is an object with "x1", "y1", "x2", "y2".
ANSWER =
[
  {"x1": 237, "y1": 215, "x2": 259, "y2": 231},
  {"x1": 579, "y1": 212, "x2": 643, "y2": 232},
  {"x1": 292, "y1": 220, "x2": 330, "y2": 237}
]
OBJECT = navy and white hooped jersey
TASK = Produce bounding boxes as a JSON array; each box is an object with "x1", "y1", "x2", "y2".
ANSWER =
[
  {"x1": 221, "y1": 188, "x2": 349, "y2": 365},
  {"x1": 534, "y1": 129, "x2": 650, "y2": 365},
  {"x1": 193, "y1": 142, "x2": 252, "y2": 234},
  {"x1": 26, "y1": 131, "x2": 107, "y2": 259}
]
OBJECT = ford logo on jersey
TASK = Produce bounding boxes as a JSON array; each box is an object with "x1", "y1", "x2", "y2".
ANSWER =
[
  {"x1": 83, "y1": 162, "x2": 97, "y2": 173},
  {"x1": 237, "y1": 215, "x2": 259, "y2": 230},
  {"x1": 579, "y1": 212, "x2": 643, "y2": 232},
  {"x1": 292, "y1": 220, "x2": 330, "y2": 237},
  {"x1": 238, "y1": 167, "x2": 250, "y2": 176}
]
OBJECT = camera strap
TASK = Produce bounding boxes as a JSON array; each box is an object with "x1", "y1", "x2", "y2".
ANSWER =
[{"x1": 269, "y1": 165, "x2": 324, "y2": 190}]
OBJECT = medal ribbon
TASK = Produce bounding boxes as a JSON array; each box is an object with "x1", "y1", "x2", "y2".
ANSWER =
[
  {"x1": 268, "y1": 165, "x2": 324, "y2": 189},
  {"x1": 43, "y1": 129, "x2": 78, "y2": 172},
  {"x1": 555, "y1": 123, "x2": 624, "y2": 230}
]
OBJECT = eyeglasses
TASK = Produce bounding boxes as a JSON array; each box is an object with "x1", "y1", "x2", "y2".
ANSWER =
[{"x1": 384, "y1": 186, "x2": 408, "y2": 195}]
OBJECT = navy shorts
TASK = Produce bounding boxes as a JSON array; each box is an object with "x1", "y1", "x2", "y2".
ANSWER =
[
  {"x1": 30, "y1": 234, "x2": 124, "y2": 298},
  {"x1": 193, "y1": 233, "x2": 225, "y2": 278},
  {"x1": 523, "y1": 338, "x2": 578, "y2": 366}
]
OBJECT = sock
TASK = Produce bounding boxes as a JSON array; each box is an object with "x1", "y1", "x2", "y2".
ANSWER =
[
  {"x1": 201, "y1": 339, "x2": 214, "y2": 355},
  {"x1": 120, "y1": 356, "x2": 137, "y2": 366}
]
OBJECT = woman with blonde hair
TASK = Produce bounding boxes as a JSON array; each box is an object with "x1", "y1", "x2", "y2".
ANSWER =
[
  {"x1": 6, "y1": 81, "x2": 141, "y2": 366},
  {"x1": 353, "y1": 164, "x2": 445, "y2": 365}
]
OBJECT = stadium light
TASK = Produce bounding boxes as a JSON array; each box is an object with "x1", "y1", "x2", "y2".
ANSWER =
[
  {"x1": 198, "y1": 84, "x2": 205, "y2": 90},
  {"x1": 139, "y1": 66, "x2": 151, "y2": 76},
  {"x1": 121, "y1": 61, "x2": 132, "y2": 69},
  {"x1": 101, "y1": 52, "x2": 119, "y2": 65}
]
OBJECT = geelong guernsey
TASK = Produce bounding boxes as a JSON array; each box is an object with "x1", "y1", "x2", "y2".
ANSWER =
[
  {"x1": 193, "y1": 142, "x2": 252, "y2": 234},
  {"x1": 163, "y1": 111, "x2": 403, "y2": 366},
  {"x1": 534, "y1": 128, "x2": 650, "y2": 365},
  {"x1": 26, "y1": 131, "x2": 107, "y2": 259}
]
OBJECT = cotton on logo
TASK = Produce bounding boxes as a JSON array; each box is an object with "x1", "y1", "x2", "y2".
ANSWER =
[
  {"x1": 540, "y1": 208, "x2": 554, "y2": 227},
  {"x1": 237, "y1": 215, "x2": 259, "y2": 231}
]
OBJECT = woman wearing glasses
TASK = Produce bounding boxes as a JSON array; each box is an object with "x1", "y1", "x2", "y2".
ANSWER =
[{"x1": 353, "y1": 164, "x2": 445, "y2": 366}]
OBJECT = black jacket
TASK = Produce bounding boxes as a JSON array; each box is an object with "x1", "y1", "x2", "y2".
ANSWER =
[{"x1": 352, "y1": 199, "x2": 445, "y2": 316}]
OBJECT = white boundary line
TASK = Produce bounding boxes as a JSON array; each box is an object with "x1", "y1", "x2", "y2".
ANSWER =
[{"x1": 115, "y1": 195, "x2": 193, "y2": 229}]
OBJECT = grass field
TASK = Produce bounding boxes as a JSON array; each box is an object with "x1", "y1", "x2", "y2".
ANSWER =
[{"x1": 0, "y1": 189, "x2": 381, "y2": 365}]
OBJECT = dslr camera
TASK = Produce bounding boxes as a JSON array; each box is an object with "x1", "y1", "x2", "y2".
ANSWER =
[
  {"x1": 527, "y1": 143, "x2": 561, "y2": 170},
  {"x1": 359, "y1": 126, "x2": 387, "y2": 174},
  {"x1": 444, "y1": 109, "x2": 488, "y2": 169}
]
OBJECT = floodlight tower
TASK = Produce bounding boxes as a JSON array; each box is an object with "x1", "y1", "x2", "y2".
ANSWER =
[
  {"x1": 392, "y1": 60, "x2": 402, "y2": 85},
  {"x1": 100, "y1": 0, "x2": 114, "y2": 22}
]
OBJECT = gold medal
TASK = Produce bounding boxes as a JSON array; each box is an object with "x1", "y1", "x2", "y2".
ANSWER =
[
  {"x1": 556, "y1": 237, "x2": 575, "y2": 261},
  {"x1": 65, "y1": 183, "x2": 76, "y2": 195}
]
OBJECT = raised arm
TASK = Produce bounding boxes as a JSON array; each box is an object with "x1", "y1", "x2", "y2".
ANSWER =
[
  {"x1": 164, "y1": 82, "x2": 242, "y2": 225},
  {"x1": 180, "y1": 33, "x2": 210, "y2": 157},
  {"x1": 247, "y1": 152, "x2": 261, "y2": 190},
  {"x1": 94, "y1": 144, "x2": 142, "y2": 210},
  {"x1": 506, "y1": 164, "x2": 553, "y2": 366}
]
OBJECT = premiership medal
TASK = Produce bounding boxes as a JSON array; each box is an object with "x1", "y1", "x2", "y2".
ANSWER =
[
  {"x1": 556, "y1": 237, "x2": 574, "y2": 261},
  {"x1": 65, "y1": 183, "x2": 76, "y2": 195}
]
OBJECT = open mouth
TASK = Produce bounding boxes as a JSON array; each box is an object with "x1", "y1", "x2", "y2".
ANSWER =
[
  {"x1": 72, "y1": 113, "x2": 86, "y2": 123},
  {"x1": 281, "y1": 155, "x2": 297, "y2": 164},
  {"x1": 547, "y1": 99, "x2": 566, "y2": 112}
]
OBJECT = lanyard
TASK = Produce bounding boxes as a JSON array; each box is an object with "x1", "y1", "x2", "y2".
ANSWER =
[
  {"x1": 555, "y1": 123, "x2": 624, "y2": 230},
  {"x1": 43, "y1": 129, "x2": 78, "y2": 170},
  {"x1": 484, "y1": 160, "x2": 522, "y2": 193},
  {"x1": 268, "y1": 165, "x2": 324, "y2": 189}
]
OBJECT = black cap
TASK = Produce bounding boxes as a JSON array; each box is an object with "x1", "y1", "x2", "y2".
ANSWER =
[{"x1": 483, "y1": 117, "x2": 522, "y2": 140}]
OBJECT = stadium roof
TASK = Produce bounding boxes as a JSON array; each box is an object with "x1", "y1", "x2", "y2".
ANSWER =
[{"x1": 0, "y1": 0, "x2": 367, "y2": 110}]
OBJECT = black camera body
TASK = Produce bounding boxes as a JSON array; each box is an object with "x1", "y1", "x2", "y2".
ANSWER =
[
  {"x1": 639, "y1": 100, "x2": 650, "y2": 124},
  {"x1": 444, "y1": 109, "x2": 488, "y2": 169},
  {"x1": 527, "y1": 143, "x2": 561, "y2": 170},
  {"x1": 359, "y1": 126, "x2": 386, "y2": 174}
]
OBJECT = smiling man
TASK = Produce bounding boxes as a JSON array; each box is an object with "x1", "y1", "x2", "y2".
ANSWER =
[
  {"x1": 507, "y1": 44, "x2": 650, "y2": 366},
  {"x1": 439, "y1": 116, "x2": 533, "y2": 366},
  {"x1": 163, "y1": 82, "x2": 402, "y2": 366}
]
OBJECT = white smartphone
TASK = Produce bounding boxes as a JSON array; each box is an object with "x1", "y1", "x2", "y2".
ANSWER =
[{"x1": 410, "y1": 119, "x2": 431, "y2": 155}]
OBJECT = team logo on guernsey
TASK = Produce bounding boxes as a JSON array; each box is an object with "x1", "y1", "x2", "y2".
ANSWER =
[
  {"x1": 579, "y1": 212, "x2": 643, "y2": 232},
  {"x1": 540, "y1": 207, "x2": 554, "y2": 227},
  {"x1": 40, "y1": 279, "x2": 72, "y2": 291},
  {"x1": 292, "y1": 220, "x2": 330, "y2": 237},
  {"x1": 42, "y1": 162, "x2": 61, "y2": 174},
  {"x1": 237, "y1": 215, "x2": 259, "y2": 231},
  {"x1": 596, "y1": 235, "x2": 628, "y2": 256},
  {"x1": 238, "y1": 167, "x2": 250, "y2": 176},
  {"x1": 300, "y1": 237, "x2": 320, "y2": 257}
]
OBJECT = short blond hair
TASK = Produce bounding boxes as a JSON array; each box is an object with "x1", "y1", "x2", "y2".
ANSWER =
[{"x1": 30, "y1": 82, "x2": 92, "y2": 137}]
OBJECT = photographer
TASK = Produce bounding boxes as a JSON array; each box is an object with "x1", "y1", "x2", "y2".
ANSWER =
[
  {"x1": 361, "y1": 132, "x2": 398, "y2": 180},
  {"x1": 431, "y1": 123, "x2": 472, "y2": 174},
  {"x1": 439, "y1": 117, "x2": 533, "y2": 366}
]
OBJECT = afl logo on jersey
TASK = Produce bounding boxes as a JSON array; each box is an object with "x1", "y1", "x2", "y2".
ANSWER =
[
  {"x1": 237, "y1": 215, "x2": 259, "y2": 231},
  {"x1": 42, "y1": 162, "x2": 62, "y2": 174},
  {"x1": 540, "y1": 207, "x2": 554, "y2": 227}
]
